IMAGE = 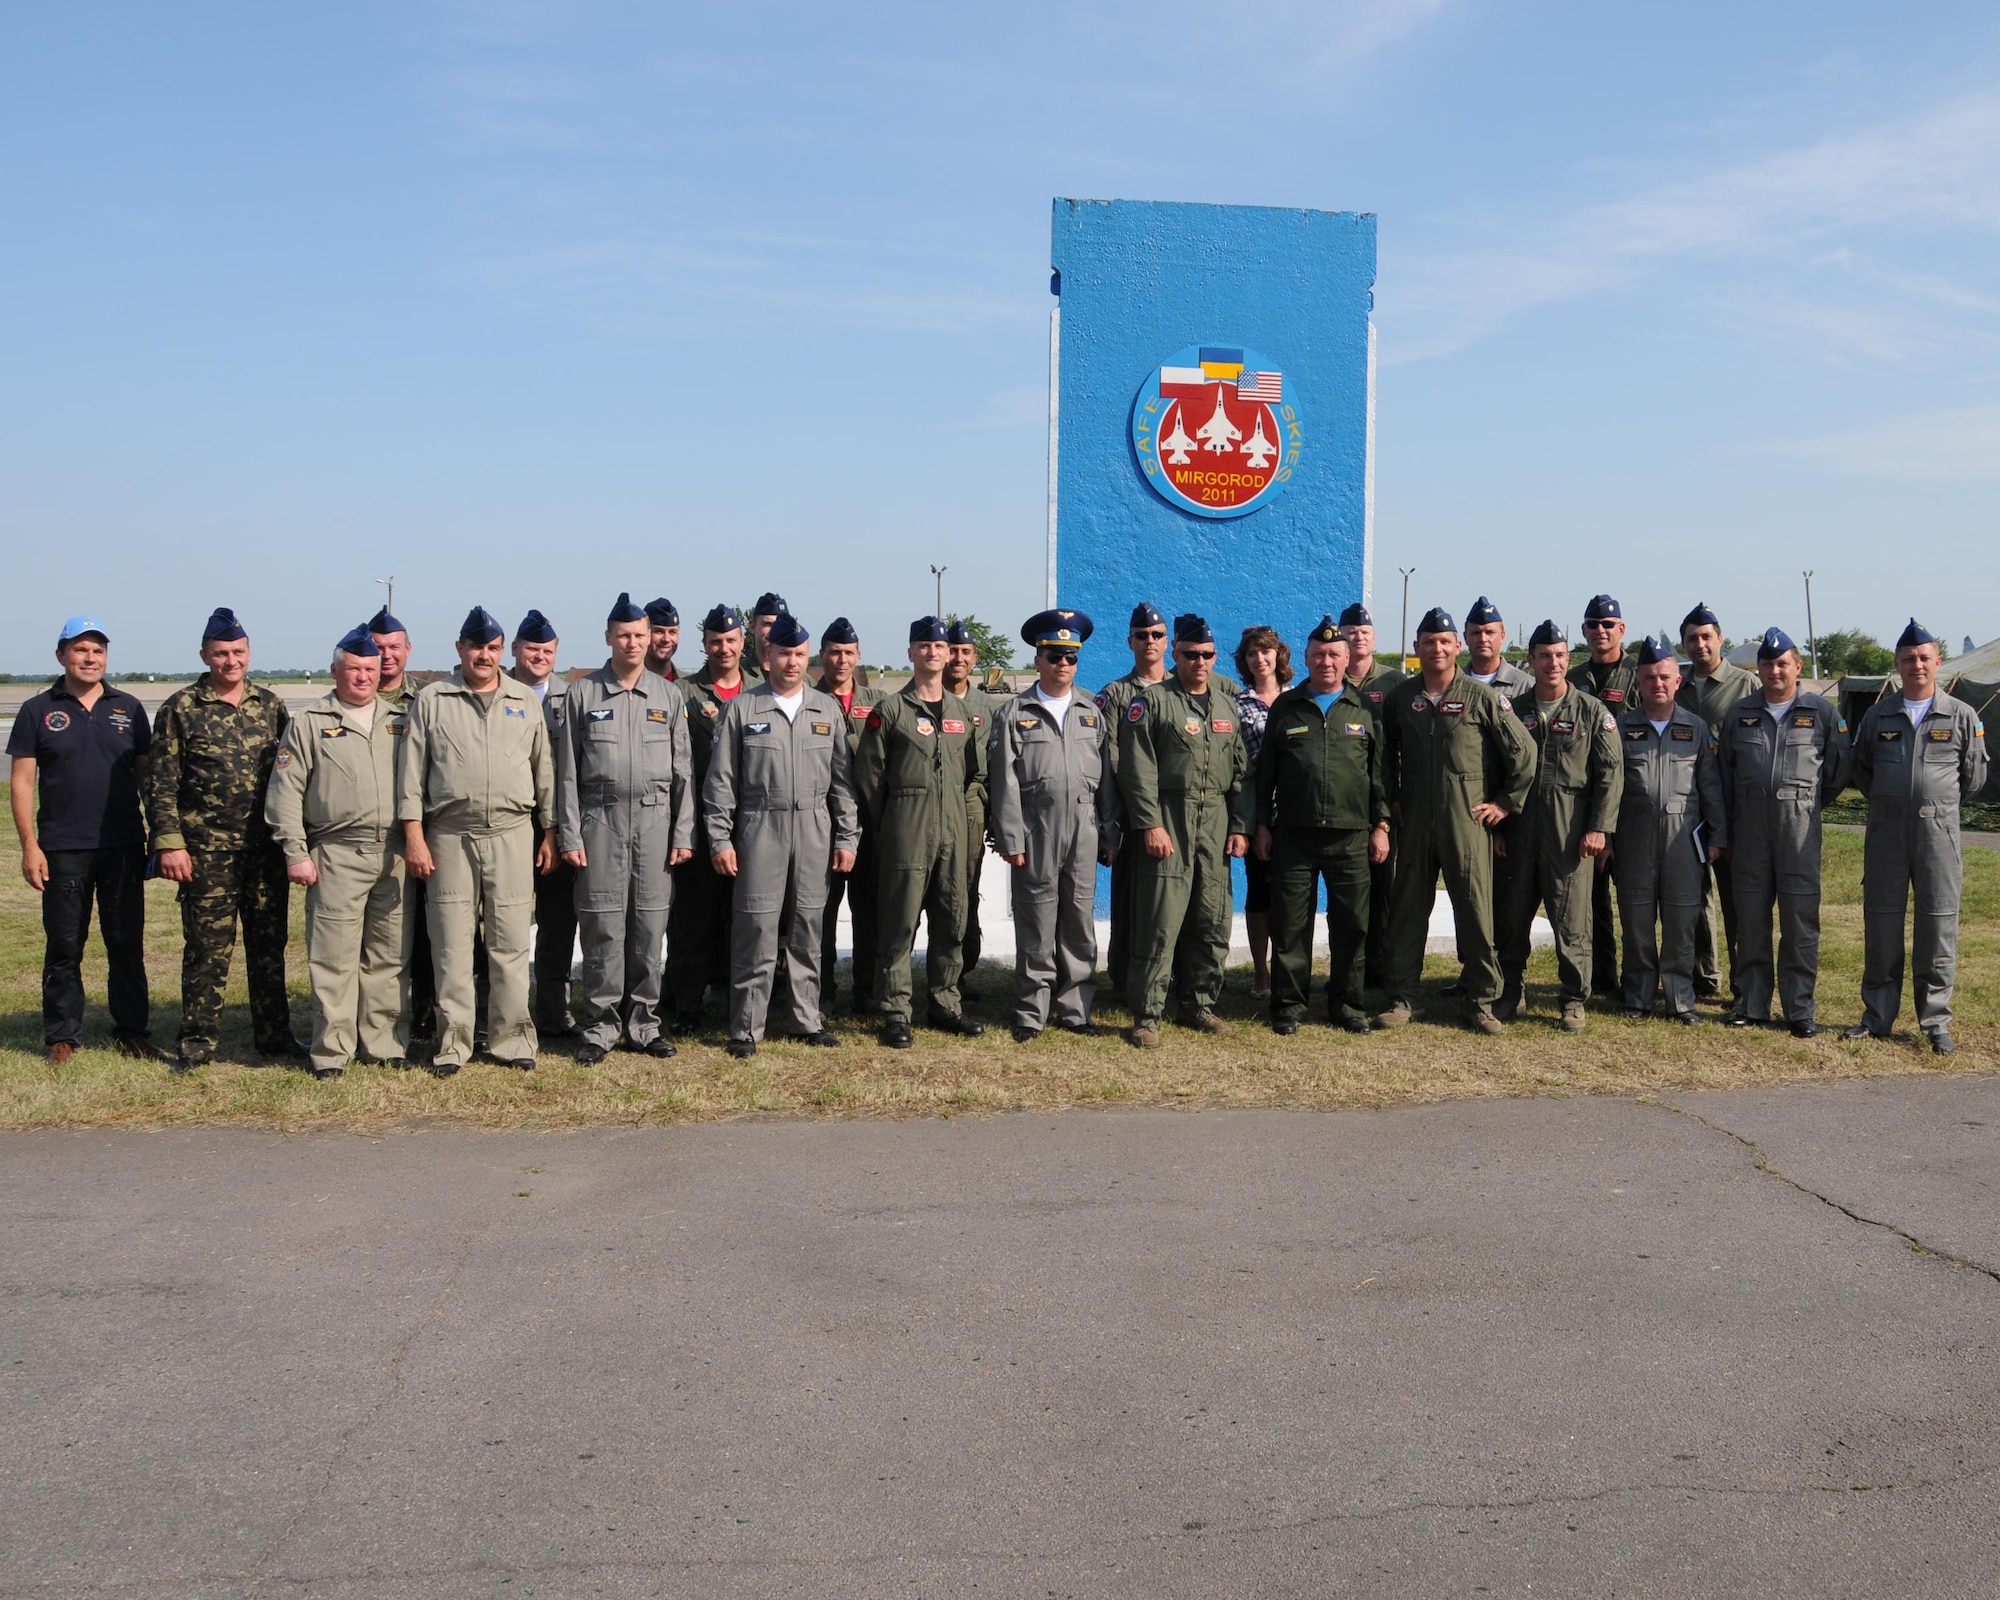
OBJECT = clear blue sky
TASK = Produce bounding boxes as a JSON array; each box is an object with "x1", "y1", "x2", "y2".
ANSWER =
[{"x1": 5, "y1": 2, "x2": 1997, "y2": 673}]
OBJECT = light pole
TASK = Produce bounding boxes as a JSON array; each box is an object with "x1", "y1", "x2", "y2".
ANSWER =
[
  {"x1": 930, "y1": 564, "x2": 948, "y2": 618},
  {"x1": 1802, "y1": 570, "x2": 1819, "y2": 680},
  {"x1": 376, "y1": 575, "x2": 395, "y2": 617},
  {"x1": 1397, "y1": 566, "x2": 1417, "y2": 660}
]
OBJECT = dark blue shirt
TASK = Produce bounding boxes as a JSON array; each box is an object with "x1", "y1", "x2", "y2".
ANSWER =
[{"x1": 6, "y1": 680, "x2": 151, "y2": 851}]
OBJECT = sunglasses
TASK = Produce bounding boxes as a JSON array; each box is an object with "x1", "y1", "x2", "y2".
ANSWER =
[
  {"x1": 1180, "y1": 648, "x2": 1217, "y2": 661},
  {"x1": 1040, "y1": 648, "x2": 1079, "y2": 665},
  {"x1": 1133, "y1": 628, "x2": 1168, "y2": 641},
  {"x1": 1582, "y1": 619, "x2": 1620, "y2": 630}
]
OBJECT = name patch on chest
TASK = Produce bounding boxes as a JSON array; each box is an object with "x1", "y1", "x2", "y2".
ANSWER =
[
  {"x1": 646, "y1": 708, "x2": 670, "y2": 724},
  {"x1": 1601, "y1": 688, "x2": 1625, "y2": 704},
  {"x1": 1212, "y1": 719, "x2": 1234, "y2": 734},
  {"x1": 1791, "y1": 713, "x2": 1815, "y2": 728},
  {"x1": 1079, "y1": 714, "x2": 1097, "y2": 728},
  {"x1": 588, "y1": 708, "x2": 615, "y2": 722},
  {"x1": 1670, "y1": 724, "x2": 1695, "y2": 741},
  {"x1": 942, "y1": 719, "x2": 965, "y2": 735},
  {"x1": 812, "y1": 721, "x2": 832, "y2": 736},
  {"x1": 1928, "y1": 727, "x2": 1955, "y2": 742},
  {"x1": 387, "y1": 723, "x2": 408, "y2": 736},
  {"x1": 1365, "y1": 689, "x2": 1384, "y2": 705}
]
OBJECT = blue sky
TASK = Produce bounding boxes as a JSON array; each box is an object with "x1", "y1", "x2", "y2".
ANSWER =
[{"x1": 4, "y1": 1, "x2": 1997, "y2": 673}]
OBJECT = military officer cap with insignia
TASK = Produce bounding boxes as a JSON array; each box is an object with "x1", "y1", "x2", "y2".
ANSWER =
[
  {"x1": 608, "y1": 592, "x2": 647, "y2": 624},
  {"x1": 766, "y1": 613, "x2": 810, "y2": 649},
  {"x1": 1896, "y1": 618, "x2": 1936, "y2": 650},
  {"x1": 1681, "y1": 601, "x2": 1721, "y2": 633},
  {"x1": 1415, "y1": 605, "x2": 1457, "y2": 636},
  {"x1": 944, "y1": 619, "x2": 975, "y2": 647},
  {"x1": 202, "y1": 606, "x2": 247, "y2": 642},
  {"x1": 752, "y1": 592, "x2": 790, "y2": 618},
  {"x1": 366, "y1": 605, "x2": 406, "y2": 636},
  {"x1": 1130, "y1": 601, "x2": 1165, "y2": 631},
  {"x1": 1527, "y1": 619, "x2": 1567, "y2": 649},
  {"x1": 1172, "y1": 613, "x2": 1214, "y2": 645},
  {"x1": 702, "y1": 603, "x2": 746, "y2": 635},
  {"x1": 1466, "y1": 596, "x2": 1503, "y2": 627},
  {"x1": 909, "y1": 615, "x2": 948, "y2": 643},
  {"x1": 1635, "y1": 637, "x2": 1677, "y2": 667},
  {"x1": 1583, "y1": 593, "x2": 1622, "y2": 622},
  {"x1": 458, "y1": 605, "x2": 505, "y2": 644},
  {"x1": 1022, "y1": 609, "x2": 1094, "y2": 649},
  {"x1": 1306, "y1": 614, "x2": 1342, "y2": 644},
  {"x1": 1337, "y1": 602, "x2": 1372, "y2": 628},
  {"x1": 821, "y1": 616, "x2": 859, "y2": 646},
  {"x1": 1757, "y1": 627, "x2": 1798, "y2": 660},
  {"x1": 643, "y1": 597, "x2": 678, "y2": 627},
  {"x1": 335, "y1": 624, "x2": 380, "y2": 658},
  {"x1": 514, "y1": 608, "x2": 557, "y2": 644}
]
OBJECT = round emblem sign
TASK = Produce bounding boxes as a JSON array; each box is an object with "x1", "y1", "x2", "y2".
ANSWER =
[
  {"x1": 43, "y1": 710, "x2": 71, "y2": 732},
  {"x1": 1131, "y1": 344, "x2": 1299, "y2": 518}
]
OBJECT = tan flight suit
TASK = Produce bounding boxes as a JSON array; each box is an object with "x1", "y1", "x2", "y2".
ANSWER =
[
  {"x1": 397, "y1": 671, "x2": 554, "y2": 1067},
  {"x1": 1678, "y1": 660, "x2": 1759, "y2": 995},
  {"x1": 264, "y1": 692, "x2": 411, "y2": 1071},
  {"x1": 1615, "y1": 705, "x2": 1727, "y2": 1018}
]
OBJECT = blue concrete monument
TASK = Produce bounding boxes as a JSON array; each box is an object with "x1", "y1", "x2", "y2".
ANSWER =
[{"x1": 1047, "y1": 199, "x2": 1377, "y2": 640}]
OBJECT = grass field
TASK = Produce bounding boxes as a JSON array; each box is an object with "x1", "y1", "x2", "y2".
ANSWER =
[{"x1": 0, "y1": 832, "x2": 1991, "y2": 1131}]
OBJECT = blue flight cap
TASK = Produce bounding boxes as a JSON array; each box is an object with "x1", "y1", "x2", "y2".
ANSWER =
[
  {"x1": 944, "y1": 619, "x2": 975, "y2": 647},
  {"x1": 335, "y1": 625, "x2": 380, "y2": 658},
  {"x1": 702, "y1": 604, "x2": 745, "y2": 635},
  {"x1": 514, "y1": 609, "x2": 557, "y2": 644},
  {"x1": 1129, "y1": 602, "x2": 1165, "y2": 631},
  {"x1": 752, "y1": 592, "x2": 790, "y2": 619},
  {"x1": 1896, "y1": 618, "x2": 1936, "y2": 650},
  {"x1": 1635, "y1": 637, "x2": 1678, "y2": 668},
  {"x1": 909, "y1": 615, "x2": 948, "y2": 643},
  {"x1": 203, "y1": 607, "x2": 247, "y2": 642},
  {"x1": 1527, "y1": 619, "x2": 1566, "y2": 649},
  {"x1": 458, "y1": 606, "x2": 505, "y2": 644},
  {"x1": 367, "y1": 606, "x2": 406, "y2": 636},
  {"x1": 1466, "y1": 596, "x2": 1503, "y2": 627},
  {"x1": 1173, "y1": 613, "x2": 1214, "y2": 645},
  {"x1": 607, "y1": 592, "x2": 647, "y2": 625},
  {"x1": 1681, "y1": 601, "x2": 1720, "y2": 634},
  {"x1": 1338, "y1": 602, "x2": 1373, "y2": 629},
  {"x1": 821, "y1": 616, "x2": 859, "y2": 646},
  {"x1": 1416, "y1": 606, "x2": 1457, "y2": 637},
  {"x1": 766, "y1": 613, "x2": 810, "y2": 649},
  {"x1": 1757, "y1": 627, "x2": 1797, "y2": 661},
  {"x1": 1023, "y1": 609, "x2": 1093, "y2": 648},
  {"x1": 643, "y1": 597, "x2": 678, "y2": 627},
  {"x1": 1306, "y1": 614, "x2": 1342, "y2": 644},
  {"x1": 57, "y1": 614, "x2": 110, "y2": 647},
  {"x1": 1583, "y1": 594, "x2": 1622, "y2": 622}
]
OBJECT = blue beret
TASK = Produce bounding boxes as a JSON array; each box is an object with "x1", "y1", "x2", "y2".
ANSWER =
[
  {"x1": 1635, "y1": 637, "x2": 1678, "y2": 668},
  {"x1": 1306, "y1": 614, "x2": 1342, "y2": 644},
  {"x1": 1528, "y1": 619, "x2": 1566, "y2": 649},
  {"x1": 607, "y1": 592, "x2": 647, "y2": 624},
  {"x1": 459, "y1": 606, "x2": 505, "y2": 644},
  {"x1": 1416, "y1": 606, "x2": 1457, "y2": 637},
  {"x1": 1896, "y1": 618, "x2": 1936, "y2": 650},
  {"x1": 644, "y1": 597, "x2": 678, "y2": 627},
  {"x1": 202, "y1": 606, "x2": 247, "y2": 642},
  {"x1": 766, "y1": 613, "x2": 810, "y2": 649},
  {"x1": 702, "y1": 604, "x2": 745, "y2": 635},
  {"x1": 514, "y1": 609, "x2": 557, "y2": 644},
  {"x1": 1129, "y1": 602, "x2": 1165, "y2": 630},
  {"x1": 1023, "y1": 608, "x2": 1093, "y2": 648},
  {"x1": 1584, "y1": 594, "x2": 1622, "y2": 621},
  {"x1": 1173, "y1": 613, "x2": 1213, "y2": 645},
  {"x1": 821, "y1": 616, "x2": 859, "y2": 646},
  {"x1": 1466, "y1": 596, "x2": 1503, "y2": 627},
  {"x1": 1680, "y1": 601, "x2": 1720, "y2": 634},
  {"x1": 335, "y1": 625, "x2": 380, "y2": 658},
  {"x1": 1338, "y1": 602, "x2": 1372, "y2": 628},
  {"x1": 909, "y1": 615, "x2": 948, "y2": 643},
  {"x1": 1757, "y1": 627, "x2": 1797, "y2": 661},
  {"x1": 366, "y1": 606, "x2": 406, "y2": 636},
  {"x1": 752, "y1": 592, "x2": 790, "y2": 618},
  {"x1": 944, "y1": 619, "x2": 975, "y2": 647}
]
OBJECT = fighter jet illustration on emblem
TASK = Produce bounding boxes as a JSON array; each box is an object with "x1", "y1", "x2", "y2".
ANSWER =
[
  {"x1": 1241, "y1": 410, "x2": 1277, "y2": 470},
  {"x1": 1196, "y1": 385, "x2": 1242, "y2": 454},
  {"x1": 1161, "y1": 410, "x2": 1198, "y2": 464}
]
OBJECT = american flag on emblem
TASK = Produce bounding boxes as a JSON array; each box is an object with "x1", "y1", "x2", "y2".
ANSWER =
[{"x1": 1236, "y1": 371, "x2": 1283, "y2": 403}]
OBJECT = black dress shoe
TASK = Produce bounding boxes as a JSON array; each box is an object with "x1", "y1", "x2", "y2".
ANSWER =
[
  {"x1": 1058, "y1": 1021, "x2": 1101, "y2": 1039},
  {"x1": 790, "y1": 1029, "x2": 842, "y2": 1047},
  {"x1": 1843, "y1": 1024, "x2": 1881, "y2": 1041},
  {"x1": 1339, "y1": 1014, "x2": 1372, "y2": 1034},
  {"x1": 670, "y1": 1012, "x2": 702, "y2": 1037},
  {"x1": 1789, "y1": 1021, "x2": 1819, "y2": 1039},
  {"x1": 882, "y1": 1019, "x2": 913, "y2": 1049},
  {"x1": 1271, "y1": 1017, "x2": 1300, "y2": 1036},
  {"x1": 928, "y1": 1012, "x2": 985, "y2": 1037},
  {"x1": 1011, "y1": 1024, "x2": 1041, "y2": 1043},
  {"x1": 645, "y1": 1037, "x2": 678, "y2": 1058},
  {"x1": 727, "y1": 1038, "x2": 757, "y2": 1059},
  {"x1": 1724, "y1": 1014, "x2": 1756, "y2": 1029},
  {"x1": 310, "y1": 1066, "x2": 345, "y2": 1081},
  {"x1": 574, "y1": 1043, "x2": 608, "y2": 1066},
  {"x1": 114, "y1": 1036, "x2": 174, "y2": 1063},
  {"x1": 499, "y1": 1057, "x2": 536, "y2": 1071},
  {"x1": 426, "y1": 1060, "x2": 461, "y2": 1078}
]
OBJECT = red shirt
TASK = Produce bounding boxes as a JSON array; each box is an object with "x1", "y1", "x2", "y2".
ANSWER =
[{"x1": 713, "y1": 678, "x2": 742, "y2": 703}]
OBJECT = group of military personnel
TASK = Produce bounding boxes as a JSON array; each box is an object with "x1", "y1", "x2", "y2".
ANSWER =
[{"x1": 8, "y1": 588, "x2": 1987, "y2": 1075}]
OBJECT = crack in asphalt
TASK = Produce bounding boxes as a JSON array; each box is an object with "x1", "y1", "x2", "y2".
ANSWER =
[{"x1": 1651, "y1": 1100, "x2": 2000, "y2": 1284}]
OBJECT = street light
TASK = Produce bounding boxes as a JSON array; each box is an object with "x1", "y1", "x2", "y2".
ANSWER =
[
  {"x1": 1397, "y1": 566, "x2": 1417, "y2": 660},
  {"x1": 1802, "y1": 570, "x2": 1819, "y2": 680},
  {"x1": 930, "y1": 564, "x2": 948, "y2": 618},
  {"x1": 375, "y1": 575, "x2": 395, "y2": 617}
]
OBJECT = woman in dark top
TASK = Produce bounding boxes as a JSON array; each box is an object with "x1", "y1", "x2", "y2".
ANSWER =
[{"x1": 1233, "y1": 625, "x2": 1291, "y2": 1000}]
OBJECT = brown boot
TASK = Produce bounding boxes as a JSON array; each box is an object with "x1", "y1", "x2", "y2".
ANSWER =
[{"x1": 48, "y1": 1041, "x2": 74, "y2": 1066}]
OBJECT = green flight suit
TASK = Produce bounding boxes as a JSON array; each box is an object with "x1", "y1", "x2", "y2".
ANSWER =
[
  {"x1": 1119, "y1": 677, "x2": 1250, "y2": 1028},
  {"x1": 1381, "y1": 671, "x2": 1536, "y2": 1015},
  {"x1": 666, "y1": 664, "x2": 744, "y2": 1020},
  {"x1": 817, "y1": 679, "x2": 886, "y2": 1011},
  {"x1": 146, "y1": 677, "x2": 294, "y2": 1056},
  {"x1": 1346, "y1": 658, "x2": 1403, "y2": 987},
  {"x1": 1677, "y1": 660, "x2": 1759, "y2": 996},
  {"x1": 1252, "y1": 683, "x2": 1387, "y2": 1026},
  {"x1": 1571, "y1": 650, "x2": 1638, "y2": 993},
  {"x1": 1463, "y1": 661, "x2": 1534, "y2": 981},
  {"x1": 952, "y1": 682, "x2": 1003, "y2": 981},
  {"x1": 852, "y1": 684, "x2": 986, "y2": 1024},
  {"x1": 1094, "y1": 669, "x2": 1169, "y2": 996},
  {"x1": 1497, "y1": 686, "x2": 1622, "y2": 1007}
]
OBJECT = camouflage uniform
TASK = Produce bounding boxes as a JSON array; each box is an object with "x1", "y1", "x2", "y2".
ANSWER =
[{"x1": 146, "y1": 678, "x2": 293, "y2": 1055}]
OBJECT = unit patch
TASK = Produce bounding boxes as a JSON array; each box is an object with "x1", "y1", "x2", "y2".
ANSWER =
[
  {"x1": 42, "y1": 710, "x2": 69, "y2": 732},
  {"x1": 1670, "y1": 724, "x2": 1695, "y2": 741},
  {"x1": 1183, "y1": 716, "x2": 1202, "y2": 734},
  {"x1": 1127, "y1": 702, "x2": 1146, "y2": 724},
  {"x1": 701, "y1": 703, "x2": 719, "y2": 719},
  {"x1": 274, "y1": 749, "x2": 291, "y2": 767},
  {"x1": 915, "y1": 718, "x2": 934, "y2": 737},
  {"x1": 503, "y1": 705, "x2": 527, "y2": 718}
]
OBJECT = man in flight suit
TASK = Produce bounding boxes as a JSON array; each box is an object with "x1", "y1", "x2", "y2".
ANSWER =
[
  {"x1": 1252, "y1": 617, "x2": 1389, "y2": 1036},
  {"x1": 815, "y1": 617, "x2": 883, "y2": 1014},
  {"x1": 1718, "y1": 627, "x2": 1851, "y2": 1038},
  {"x1": 1495, "y1": 620, "x2": 1620, "y2": 1030},
  {"x1": 1846, "y1": 619, "x2": 1989, "y2": 1053},
  {"x1": 666, "y1": 604, "x2": 752, "y2": 1031},
  {"x1": 988, "y1": 609, "x2": 1117, "y2": 1041},
  {"x1": 1095, "y1": 601, "x2": 1170, "y2": 999},
  {"x1": 1119, "y1": 613, "x2": 1250, "y2": 1047},
  {"x1": 1613, "y1": 640, "x2": 1726, "y2": 1024},
  {"x1": 943, "y1": 618, "x2": 1000, "y2": 986},
  {"x1": 854, "y1": 616, "x2": 987, "y2": 1048},
  {"x1": 1341, "y1": 601, "x2": 1402, "y2": 990},
  {"x1": 1450, "y1": 595, "x2": 1535, "y2": 998},
  {"x1": 511, "y1": 609, "x2": 576, "y2": 1039},
  {"x1": 644, "y1": 597, "x2": 680, "y2": 683},
  {"x1": 370, "y1": 605, "x2": 435, "y2": 1041},
  {"x1": 705, "y1": 612, "x2": 859, "y2": 1056},
  {"x1": 265, "y1": 625, "x2": 412, "y2": 1078},
  {"x1": 1377, "y1": 606, "x2": 1537, "y2": 1035},
  {"x1": 555, "y1": 594, "x2": 694, "y2": 1064},
  {"x1": 1676, "y1": 602, "x2": 1759, "y2": 1001},
  {"x1": 1571, "y1": 594, "x2": 1638, "y2": 998}
]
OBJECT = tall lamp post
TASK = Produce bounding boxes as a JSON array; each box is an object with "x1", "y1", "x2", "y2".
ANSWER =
[
  {"x1": 1397, "y1": 566, "x2": 1417, "y2": 660},
  {"x1": 375, "y1": 575, "x2": 395, "y2": 617},
  {"x1": 1802, "y1": 570, "x2": 1819, "y2": 680},
  {"x1": 930, "y1": 564, "x2": 948, "y2": 618}
]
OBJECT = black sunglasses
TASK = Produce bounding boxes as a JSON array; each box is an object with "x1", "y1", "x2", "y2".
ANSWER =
[
  {"x1": 1180, "y1": 648, "x2": 1217, "y2": 661},
  {"x1": 1040, "y1": 648, "x2": 1079, "y2": 664},
  {"x1": 1132, "y1": 628, "x2": 1168, "y2": 641}
]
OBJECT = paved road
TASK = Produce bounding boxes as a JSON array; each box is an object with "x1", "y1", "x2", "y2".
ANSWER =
[{"x1": 5, "y1": 1080, "x2": 1998, "y2": 1598}]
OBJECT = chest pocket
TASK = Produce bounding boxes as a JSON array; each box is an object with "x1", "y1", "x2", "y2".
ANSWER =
[
  {"x1": 1661, "y1": 748, "x2": 1698, "y2": 811},
  {"x1": 640, "y1": 707, "x2": 677, "y2": 790},
  {"x1": 1920, "y1": 726, "x2": 1959, "y2": 765},
  {"x1": 1016, "y1": 719, "x2": 1063, "y2": 790}
]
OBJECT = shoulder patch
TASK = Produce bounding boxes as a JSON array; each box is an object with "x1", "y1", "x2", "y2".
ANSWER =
[
  {"x1": 274, "y1": 748, "x2": 291, "y2": 767},
  {"x1": 866, "y1": 708, "x2": 883, "y2": 730},
  {"x1": 1601, "y1": 713, "x2": 1616, "y2": 732},
  {"x1": 1127, "y1": 701, "x2": 1145, "y2": 724}
]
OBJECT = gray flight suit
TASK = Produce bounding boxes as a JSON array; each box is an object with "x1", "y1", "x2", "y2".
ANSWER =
[
  {"x1": 1347, "y1": 658, "x2": 1404, "y2": 987},
  {"x1": 703, "y1": 687, "x2": 859, "y2": 1043},
  {"x1": 1717, "y1": 692, "x2": 1852, "y2": 1025},
  {"x1": 1094, "y1": 669, "x2": 1168, "y2": 997},
  {"x1": 264, "y1": 692, "x2": 411, "y2": 1072},
  {"x1": 1678, "y1": 660, "x2": 1760, "y2": 996},
  {"x1": 817, "y1": 680, "x2": 885, "y2": 1011},
  {"x1": 1381, "y1": 672, "x2": 1537, "y2": 1016},
  {"x1": 1119, "y1": 678, "x2": 1251, "y2": 1029},
  {"x1": 953, "y1": 683, "x2": 1003, "y2": 982},
  {"x1": 555, "y1": 668, "x2": 695, "y2": 1051},
  {"x1": 1470, "y1": 662, "x2": 1535, "y2": 698},
  {"x1": 1614, "y1": 706, "x2": 1727, "y2": 1019},
  {"x1": 397, "y1": 672, "x2": 555, "y2": 1068},
  {"x1": 1572, "y1": 650, "x2": 1638, "y2": 994},
  {"x1": 853, "y1": 685, "x2": 986, "y2": 1024},
  {"x1": 987, "y1": 687, "x2": 1119, "y2": 1032},
  {"x1": 1852, "y1": 691, "x2": 1989, "y2": 1038},
  {"x1": 1497, "y1": 687, "x2": 1622, "y2": 1007}
]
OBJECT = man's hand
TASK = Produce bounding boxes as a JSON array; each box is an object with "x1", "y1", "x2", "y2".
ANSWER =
[
  {"x1": 20, "y1": 843, "x2": 49, "y2": 891},
  {"x1": 403, "y1": 825, "x2": 434, "y2": 880},
  {"x1": 561, "y1": 848, "x2": 587, "y2": 869},
  {"x1": 712, "y1": 847, "x2": 739, "y2": 877},
  {"x1": 1099, "y1": 846, "x2": 1119, "y2": 866},
  {"x1": 1706, "y1": 844, "x2": 1722, "y2": 864},
  {"x1": 1600, "y1": 841, "x2": 1616, "y2": 868},
  {"x1": 1143, "y1": 826, "x2": 1173, "y2": 859},
  {"x1": 1369, "y1": 825, "x2": 1390, "y2": 866},
  {"x1": 831, "y1": 848, "x2": 856, "y2": 874},
  {"x1": 287, "y1": 860, "x2": 318, "y2": 887},
  {"x1": 1253, "y1": 824, "x2": 1272, "y2": 862},
  {"x1": 156, "y1": 848, "x2": 194, "y2": 884},
  {"x1": 535, "y1": 834, "x2": 556, "y2": 874},
  {"x1": 1004, "y1": 851, "x2": 1026, "y2": 867},
  {"x1": 1492, "y1": 833, "x2": 1507, "y2": 859},
  {"x1": 669, "y1": 847, "x2": 694, "y2": 867},
  {"x1": 1580, "y1": 829, "x2": 1607, "y2": 861},
  {"x1": 1471, "y1": 801, "x2": 1507, "y2": 829},
  {"x1": 1226, "y1": 832, "x2": 1248, "y2": 859}
]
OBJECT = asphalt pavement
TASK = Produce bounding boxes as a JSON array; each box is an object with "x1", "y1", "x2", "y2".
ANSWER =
[{"x1": 5, "y1": 1078, "x2": 1998, "y2": 1598}]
